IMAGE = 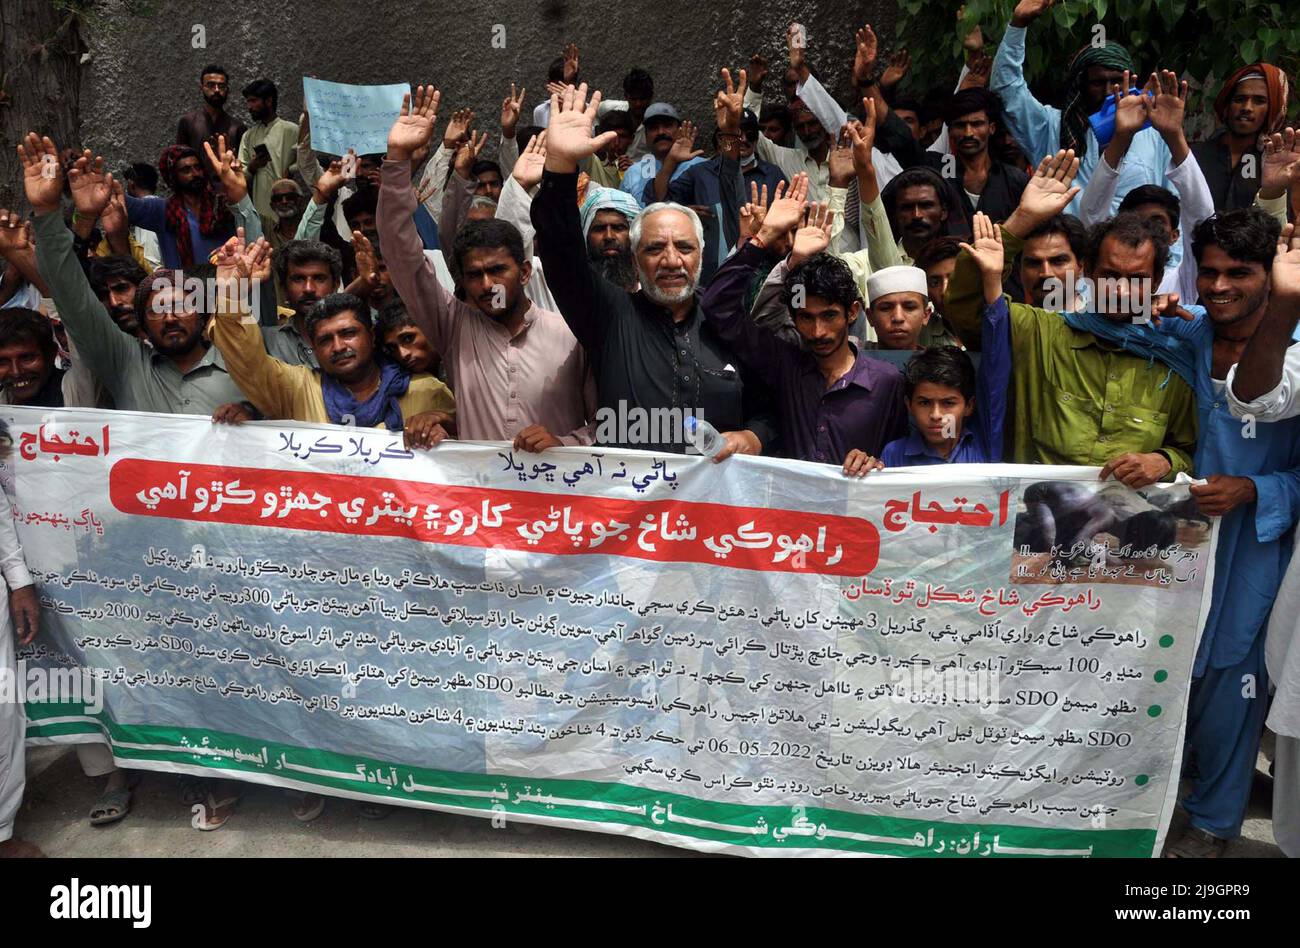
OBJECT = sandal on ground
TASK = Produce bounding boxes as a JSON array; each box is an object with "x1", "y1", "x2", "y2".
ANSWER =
[
  {"x1": 358, "y1": 803, "x2": 392, "y2": 820},
  {"x1": 1163, "y1": 825, "x2": 1228, "y2": 858},
  {"x1": 89, "y1": 786, "x2": 133, "y2": 826},
  {"x1": 292, "y1": 792, "x2": 325, "y2": 823},
  {"x1": 193, "y1": 791, "x2": 240, "y2": 831}
]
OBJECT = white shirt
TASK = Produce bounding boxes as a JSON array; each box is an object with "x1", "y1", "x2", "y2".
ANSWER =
[{"x1": 0, "y1": 489, "x2": 33, "y2": 591}]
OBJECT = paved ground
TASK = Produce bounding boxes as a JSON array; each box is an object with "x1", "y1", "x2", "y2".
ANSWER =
[
  {"x1": 11, "y1": 743, "x2": 1283, "y2": 857},
  {"x1": 13, "y1": 745, "x2": 690, "y2": 857}
]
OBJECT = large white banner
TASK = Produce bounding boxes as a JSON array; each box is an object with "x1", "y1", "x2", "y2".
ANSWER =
[{"x1": 4, "y1": 406, "x2": 1215, "y2": 856}]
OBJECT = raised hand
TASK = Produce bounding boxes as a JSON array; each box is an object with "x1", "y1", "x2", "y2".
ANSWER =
[
  {"x1": 351, "y1": 229, "x2": 380, "y2": 289},
  {"x1": 543, "y1": 83, "x2": 616, "y2": 173},
  {"x1": 668, "y1": 121, "x2": 704, "y2": 165},
  {"x1": 203, "y1": 134, "x2": 247, "y2": 203},
  {"x1": 828, "y1": 129, "x2": 855, "y2": 188},
  {"x1": 1260, "y1": 127, "x2": 1300, "y2": 196},
  {"x1": 513, "y1": 129, "x2": 548, "y2": 189},
  {"x1": 850, "y1": 98, "x2": 878, "y2": 155},
  {"x1": 1007, "y1": 149, "x2": 1080, "y2": 235},
  {"x1": 715, "y1": 68, "x2": 747, "y2": 133},
  {"x1": 790, "y1": 202, "x2": 834, "y2": 266},
  {"x1": 787, "y1": 22, "x2": 808, "y2": 74},
  {"x1": 454, "y1": 129, "x2": 489, "y2": 178},
  {"x1": 501, "y1": 84, "x2": 525, "y2": 139},
  {"x1": 66, "y1": 150, "x2": 115, "y2": 218},
  {"x1": 747, "y1": 53, "x2": 768, "y2": 89},
  {"x1": 313, "y1": 156, "x2": 350, "y2": 203},
  {"x1": 562, "y1": 43, "x2": 580, "y2": 83},
  {"x1": 1011, "y1": 0, "x2": 1055, "y2": 28},
  {"x1": 959, "y1": 51, "x2": 993, "y2": 90},
  {"x1": 99, "y1": 179, "x2": 129, "y2": 241},
  {"x1": 757, "y1": 172, "x2": 809, "y2": 243},
  {"x1": 739, "y1": 183, "x2": 770, "y2": 243},
  {"x1": 388, "y1": 85, "x2": 442, "y2": 162},
  {"x1": 958, "y1": 211, "x2": 1005, "y2": 303},
  {"x1": 1147, "y1": 70, "x2": 1187, "y2": 138},
  {"x1": 880, "y1": 49, "x2": 911, "y2": 89},
  {"x1": 847, "y1": 100, "x2": 880, "y2": 200},
  {"x1": 1272, "y1": 223, "x2": 1300, "y2": 302},
  {"x1": 17, "y1": 133, "x2": 64, "y2": 214},
  {"x1": 441, "y1": 108, "x2": 473, "y2": 151},
  {"x1": 0, "y1": 209, "x2": 34, "y2": 256},
  {"x1": 1110, "y1": 71, "x2": 1151, "y2": 140},
  {"x1": 214, "y1": 228, "x2": 272, "y2": 285},
  {"x1": 852, "y1": 24, "x2": 878, "y2": 86}
]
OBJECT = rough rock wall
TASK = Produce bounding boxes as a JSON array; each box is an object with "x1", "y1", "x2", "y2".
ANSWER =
[{"x1": 80, "y1": 0, "x2": 899, "y2": 164}]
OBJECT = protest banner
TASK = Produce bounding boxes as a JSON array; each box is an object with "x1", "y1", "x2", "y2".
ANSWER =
[
  {"x1": 4, "y1": 406, "x2": 1215, "y2": 856},
  {"x1": 301, "y1": 77, "x2": 411, "y2": 156}
]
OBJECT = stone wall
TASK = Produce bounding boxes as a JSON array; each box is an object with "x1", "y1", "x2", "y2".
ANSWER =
[{"x1": 80, "y1": 0, "x2": 899, "y2": 164}]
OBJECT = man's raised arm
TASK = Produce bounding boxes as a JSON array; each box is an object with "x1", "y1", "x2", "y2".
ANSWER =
[
  {"x1": 377, "y1": 85, "x2": 465, "y2": 356},
  {"x1": 22, "y1": 138, "x2": 134, "y2": 391},
  {"x1": 990, "y1": 0, "x2": 1061, "y2": 171},
  {"x1": 530, "y1": 83, "x2": 623, "y2": 354},
  {"x1": 1227, "y1": 225, "x2": 1300, "y2": 415},
  {"x1": 208, "y1": 234, "x2": 298, "y2": 421}
]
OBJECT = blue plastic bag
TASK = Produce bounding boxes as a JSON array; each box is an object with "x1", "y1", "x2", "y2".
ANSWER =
[{"x1": 1088, "y1": 88, "x2": 1153, "y2": 149}]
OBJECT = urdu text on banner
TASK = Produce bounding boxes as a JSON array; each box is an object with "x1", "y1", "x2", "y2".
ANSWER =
[{"x1": 4, "y1": 406, "x2": 1215, "y2": 857}]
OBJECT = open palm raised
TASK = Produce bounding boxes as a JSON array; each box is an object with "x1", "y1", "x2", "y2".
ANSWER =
[
  {"x1": 1272, "y1": 224, "x2": 1300, "y2": 302},
  {"x1": 67, "y1": 151, "x2": 115, "y2": 217},
  {"x1": 1019, "y1": 149, "x2": 1080, "y2": 220},
  {"x1": 17, "y1": 133, "x2": 65, "y2": 214},
  {"x1": 543, "y1": 84, "x2": 616, "y2": 172},
  {"x1": 1261, "y1": 127, "x2": 1300, "y2": 193},
  {"x1": 388, "y1": 85, "x2": 442, "y2": 161}
]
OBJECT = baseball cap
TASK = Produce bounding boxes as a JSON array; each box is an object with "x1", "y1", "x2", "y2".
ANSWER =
[{"x1": 643, "y1": 102, "x2": 681, "y2": 123}]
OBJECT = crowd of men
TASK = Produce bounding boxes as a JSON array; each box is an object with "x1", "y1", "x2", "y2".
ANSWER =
[{"x1": 1, "y1": 1, "x2": 1298, "y2": 858}]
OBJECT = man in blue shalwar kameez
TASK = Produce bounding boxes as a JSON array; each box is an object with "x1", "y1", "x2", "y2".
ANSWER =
[{"x1": 1081, "y1": 206, "x2": 1300, "y2": 855}]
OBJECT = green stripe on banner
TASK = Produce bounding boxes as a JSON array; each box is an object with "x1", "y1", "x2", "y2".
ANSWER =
[{"x1": 26, "y1": 701, "x2": 1155, "y2": 856}]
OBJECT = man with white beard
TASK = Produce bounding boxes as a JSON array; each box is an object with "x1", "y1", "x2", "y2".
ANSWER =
[{"x1": 531, "y1": 84, "x2": 776, "y2": 457}]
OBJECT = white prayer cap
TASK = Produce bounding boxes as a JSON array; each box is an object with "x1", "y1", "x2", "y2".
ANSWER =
[{"x1": 866, "y1": 265, "x2": 929, "y2": 303}]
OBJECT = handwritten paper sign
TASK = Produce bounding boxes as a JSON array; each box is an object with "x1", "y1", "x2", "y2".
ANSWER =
[
  {"x1": 8, "y1": 406, "x2": 1214, "y2": 857},
  {"x1": 302, "y1": 77, "x2": 410, "y2": 156}
]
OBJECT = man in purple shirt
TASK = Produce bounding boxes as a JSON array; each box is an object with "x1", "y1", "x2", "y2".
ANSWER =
[{"x1": 700, "y1": 197, "x2": 907, "y2": 471}]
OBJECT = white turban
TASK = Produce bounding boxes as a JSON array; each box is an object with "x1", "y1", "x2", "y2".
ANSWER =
[{"x1": 866, "y1": 265, "x2": 929, "y2": 303}]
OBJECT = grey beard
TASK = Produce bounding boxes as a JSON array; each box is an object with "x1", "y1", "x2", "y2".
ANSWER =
[{"x1": 590, "y1": 249, "x2": 639, "y2": 291}]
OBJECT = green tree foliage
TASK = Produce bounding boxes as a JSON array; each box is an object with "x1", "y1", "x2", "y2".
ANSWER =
[{"x1": 894, "y1": 0, "x2": 1298, "y2": 118}]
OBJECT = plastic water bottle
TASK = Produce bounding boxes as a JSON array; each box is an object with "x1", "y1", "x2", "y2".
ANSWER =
[{"x1": 685, "y1": 416, "x2": 724, "y2": 458}]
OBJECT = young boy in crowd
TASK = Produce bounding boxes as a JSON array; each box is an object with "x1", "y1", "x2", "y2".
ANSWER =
[{"x1": 875, "y1": 213, "x2": 1012, "y2": 468}]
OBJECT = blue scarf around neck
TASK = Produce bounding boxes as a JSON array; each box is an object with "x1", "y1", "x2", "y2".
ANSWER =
[
  {"x1": 321, "y1": 358, "x2": 411, "y2": 431},
  {"x1": 1061, "y1": 311, "x2": 1198, "y2": 390}
]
